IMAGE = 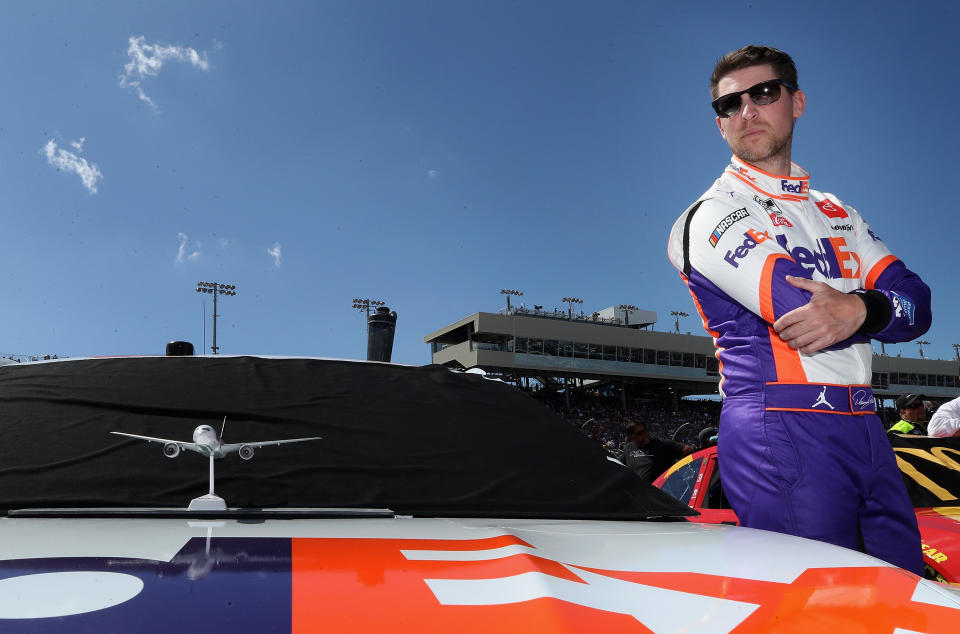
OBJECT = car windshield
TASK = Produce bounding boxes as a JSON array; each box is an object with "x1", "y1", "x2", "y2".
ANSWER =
[{"x1": 0, "y1": 356, "x2": 694, "y2": 520}]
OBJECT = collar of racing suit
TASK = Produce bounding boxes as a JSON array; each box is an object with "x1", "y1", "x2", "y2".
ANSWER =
[{"x1": 725, "y1": 155, "x2": 811, "y2": 202}]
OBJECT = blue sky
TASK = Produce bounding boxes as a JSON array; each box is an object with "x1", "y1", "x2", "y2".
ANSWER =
[{"x1": 3, "y1": 1, "x2": 959, "y2": 365}]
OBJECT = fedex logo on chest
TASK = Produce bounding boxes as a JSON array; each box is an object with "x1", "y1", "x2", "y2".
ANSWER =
[{"x1": 775, "y1": 233, "x2": 861, "y2": 279}]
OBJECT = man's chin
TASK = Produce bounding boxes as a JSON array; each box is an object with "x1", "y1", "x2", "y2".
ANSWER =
[{"x1": 731, "y1": 142, "x2": 772, "y2": 166}]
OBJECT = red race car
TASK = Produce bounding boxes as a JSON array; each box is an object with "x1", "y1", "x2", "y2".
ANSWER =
[{"x1": 654, "y1": 436, "x2": 960, "y2": 584}]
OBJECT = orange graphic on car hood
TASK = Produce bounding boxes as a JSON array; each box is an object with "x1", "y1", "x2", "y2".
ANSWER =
[{"x1": 291, "y1": 536, "x2": 960, "y2": 633}]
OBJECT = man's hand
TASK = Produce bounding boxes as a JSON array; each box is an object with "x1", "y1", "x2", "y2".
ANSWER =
[{"x1": 772, "y1": 276, "x2": 867, "y2": 354}]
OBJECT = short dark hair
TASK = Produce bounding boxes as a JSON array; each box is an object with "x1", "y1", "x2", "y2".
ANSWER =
[
  {"x1": 626, "y1": 422, "x2": 646, "y2": 435},
  {"x1": 710, "y1": 45, "x2": 799, "y2": 100}
]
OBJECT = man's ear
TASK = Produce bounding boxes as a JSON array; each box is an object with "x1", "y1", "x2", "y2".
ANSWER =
[
  {"x1": 716, "y1": 116, "x2": 726, "y2": 139},
  {"x1": 792, "y1": 89, "x2": 806, "y2": 119}
]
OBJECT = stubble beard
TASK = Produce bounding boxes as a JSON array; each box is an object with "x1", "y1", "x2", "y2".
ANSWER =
[{"x1": 732, "y1": 121, "x2": 794, "y2": 169}]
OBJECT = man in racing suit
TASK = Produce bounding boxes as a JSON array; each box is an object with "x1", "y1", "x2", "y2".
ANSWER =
[{"x1": 667, "y1": 45, "x2": 930, "y2": 575}]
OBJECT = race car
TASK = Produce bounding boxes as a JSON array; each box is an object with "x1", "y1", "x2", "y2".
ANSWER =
[
  {"x1": 2, "y1": 355, "x2": 960, "y2": 632},
  {"x1": 653, "y1": 438, "x2": 960, "y2": 585}
]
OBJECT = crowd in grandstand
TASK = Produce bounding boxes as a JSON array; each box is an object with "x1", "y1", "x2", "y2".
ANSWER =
[
  {"x1": 532, "y1": 387, "x2": 722, "y2": 461},
  {"x1": 531, "y1": 384, "x2": 914, "y2": 479}
]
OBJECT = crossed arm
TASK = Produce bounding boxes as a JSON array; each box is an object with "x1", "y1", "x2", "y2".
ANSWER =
[{"x1": 773, "y1": 276, "x2": 866, "y2": 354}]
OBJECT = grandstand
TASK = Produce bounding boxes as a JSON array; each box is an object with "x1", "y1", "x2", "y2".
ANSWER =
[{"x1": 424, "y1": 305, "x2": 960, "y2": 412}]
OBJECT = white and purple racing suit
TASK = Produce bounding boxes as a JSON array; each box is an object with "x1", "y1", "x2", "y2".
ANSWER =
[{"x1": 668, "y1": 157, "x2": 931, "y2": 575}]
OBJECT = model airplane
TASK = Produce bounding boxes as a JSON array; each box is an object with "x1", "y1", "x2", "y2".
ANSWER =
[
  {"x1": 111, "y1": 417, "x2": 320, "y2": 511},
  {"x1": 110, "y1": 418, "x2": 320, "y2": 461}
]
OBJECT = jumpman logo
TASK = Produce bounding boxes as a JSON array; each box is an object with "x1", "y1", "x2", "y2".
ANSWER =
[{"x1": 812, "y1": 386, "x2": 835, "y2": 410}]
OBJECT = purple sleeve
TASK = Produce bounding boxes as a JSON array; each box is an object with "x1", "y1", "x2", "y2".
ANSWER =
[{"x1": 864, "y1": 257, "x2": 931, "y2": 343}]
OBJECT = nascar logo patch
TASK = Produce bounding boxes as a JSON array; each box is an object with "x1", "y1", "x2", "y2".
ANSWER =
[{"x1": 709, "y1": 208, "x2": 750, "y2": 247}]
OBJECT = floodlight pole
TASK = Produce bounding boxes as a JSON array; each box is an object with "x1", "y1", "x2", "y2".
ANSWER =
[
  {"x1": 953, "y1": 343, "x2": 960, "y2": 362},
  {"x1": 352, "y1": 298, "x2": 385, "y2": 317},
  {"x1": 213, "y1": 290, "x2": 219, "y2": 355},
  {"x1": 196, "y1": 281, "x2": 238, "y2": 355},
  {"x1": 351, "y1": 298, "x2": 388, "y2": 360},
  {"x1": 671, "y1": 310, "x2": 689, "y2": 334},
  {"x1": 618, "y1": 304, "x2": 638, "y2": 327},
  {"x1": 562, "y1": 297, "x2": 583, "y2": 320},
  {"x1": 500, "y1": 289, "x2": 523, "y2": 313},
  {"x1": 917, "y1": 340, "x2": 930, "y2": 360}
]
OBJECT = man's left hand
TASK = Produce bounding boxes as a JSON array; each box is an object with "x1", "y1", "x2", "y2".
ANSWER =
[{"x1": 772, "y1": 276, "x2": 866, "y2": 354}]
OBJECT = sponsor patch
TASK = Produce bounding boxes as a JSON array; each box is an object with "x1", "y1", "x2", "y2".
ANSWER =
[
  {"x1": 868, "y1": 228, "x2": 883, "y2": 242},
  {"x1": 831, "y1": 224, "x2": 854, "y2": 231},
  {"x1": 775, "y1": 234, "x2": 861, "y2": 279},
  {"x1": 724, "y1": 228, "x2": 771, "y2": 268},
  {"x1": 729, "y1": 164, "x2": 757, "y2": 181},
  {"x1": 708, "y1": 208, "x2": 750, "y2": 247},
  {"x1": 753, "y1": 195, "x2": 793, "y2": 227},
  {"x1": 816, "y1": 199, "x2": 848, "y2": 219},
  {"x1": 780, "y1": 179, "x2": 809, "y2": 195},
  {"x1": 891, "y1": 291, "x2": 916, "y2": 325}
]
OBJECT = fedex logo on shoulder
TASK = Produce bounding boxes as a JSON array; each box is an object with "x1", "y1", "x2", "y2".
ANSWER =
[
  {"x1": 724, "y1": 229, "x2": 771, "y2": 268},
  {"x1": 816, "y1": 199, "x2": 848, "y2": 219},
  {"x1": 780, "y1": 180, "x2": 809, "y2": 195}
]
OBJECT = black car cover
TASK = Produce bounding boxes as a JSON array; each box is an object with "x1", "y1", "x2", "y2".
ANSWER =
[{"x1": 0, "y1": 356, "x2": 694, "y2": 519}]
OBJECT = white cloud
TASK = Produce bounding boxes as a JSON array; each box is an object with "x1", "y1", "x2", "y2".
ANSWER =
[
  {"x1": 70, "y1": 138, "x2": 85, "y2": 152},
  {"x1": 176, "y1": 232, "x2": 201, "y2": 264},
  {"x1": 119, "y1": 35, "x2": 210, "y2": 109},
  {"x1": 267, "y1": 242, "x2": 282, "y2": 268},
  {"x1": 428, "y1": 169, "x2": 438, "y2": 179},
  {"x1": 43, "y1": 139, "x2": 103, "y2": 194}
]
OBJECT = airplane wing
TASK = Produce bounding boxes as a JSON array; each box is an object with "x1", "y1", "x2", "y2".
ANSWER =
[
  {"x1": 220, "y1": 436, "x2": 321, "y2": 454},
  {"x1": 110, "y1": 431, "x2": 203, "y2": 455}
]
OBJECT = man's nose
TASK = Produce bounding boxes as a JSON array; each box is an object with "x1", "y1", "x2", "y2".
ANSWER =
[{"x1": 739, "y1": 95, "x2": 759, "y2": 120}]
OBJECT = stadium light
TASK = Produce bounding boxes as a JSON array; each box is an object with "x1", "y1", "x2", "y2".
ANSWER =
[
  {"x1": 499, "y1": 289, "x2": 523, "y2": 313},
  {"x1": 352, "y1": 298, "x2": 385, "y2": 317},
  {"x1": 562, "y1": 297, "x2": 583, "y2": 320},
  {"x1": 195, "y1": 281, "x2": 238, "y2": 355},
  {"x1": 917, "y1": 340, "x2": 930, "y2": 359},
  {"x1": 953, "y1": 343, "x2": 960, "y2": 362},
  {"x1": 618, "y1": 304, "x2": 638, "y2": 327},
  {"x1": 670, "y1": 310, "x2": 689, "y2": 333}
]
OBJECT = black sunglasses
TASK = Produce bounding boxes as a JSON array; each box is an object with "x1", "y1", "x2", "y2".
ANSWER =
[{"x1": 712, "y1": 78, "x2": 797, "y2": 118}]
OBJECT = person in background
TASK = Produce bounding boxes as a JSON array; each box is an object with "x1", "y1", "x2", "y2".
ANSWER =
[
  {"x1": 623, "y1": 422, "x2": 693, "y2": 482},
  {"x1": 929, "y1": 367, "x2": 960, "y2": 437},
  {"x1": 888, "y1": 393, "x2": 928, "y2": 436}
]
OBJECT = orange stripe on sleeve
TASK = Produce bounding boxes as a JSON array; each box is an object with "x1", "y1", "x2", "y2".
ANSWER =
[
  {"x1": 865, "y1": 255, "x2": 898, "y2": 290},
  {"x1": 758, "y1": 253, "x2": 792, "y2": 323},
  {"x1": 684, "y1": 279, "x2": 726, "y2": 393},
  {"x1": 759, "y1": 253, "x2": 807, "y2": 382}
]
